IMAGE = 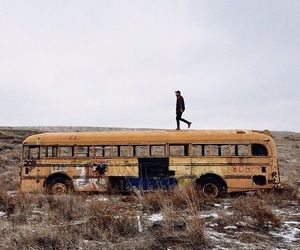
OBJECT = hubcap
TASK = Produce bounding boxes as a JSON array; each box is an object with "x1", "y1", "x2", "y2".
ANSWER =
[
  {"x1": 202, "y1": 183, "x2": 218, "y2": 198},
  {"x1": 52, "y1": 183, "x2": 67, "y2": 195}
]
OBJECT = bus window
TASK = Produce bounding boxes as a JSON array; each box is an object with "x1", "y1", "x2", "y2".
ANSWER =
[
  {"x1": 59, "y1": 146, "x2": 74, "y2": 157},
  {"x1": 211, "y1": 145, "x2": 220, "y2": 156},
  {"x1": 95, "y1": 146, "x2": 111, "y2": 157},
  {"x1": 112, "y1": 146, "x2": 120, "y2": 157},
  {"x1": 29, "y1": 146, "x2": 40, "y2": 159},
  {"x1": 46, "y1": 146, "x2": 58, "y2": 158},
  {"x1": 192, "y1": 145, "x2": 203, "y2": 156},
  {"x1": 251, "y1": 144, "x2": 268, "y2": 156},
  {"x1": 44, "y1": 146, "x2": 58, "y2": 158},
  {"x1": 169, "y1": 145, "x2": 189, "y2": 156},
  {"x1": 151, "y1": 145, "x2": 165, "y2": 156},
  {"x1": 77, "y1": 146, "x2": 89, "y2": 157},
  {"x1": 40, "y1": 147, "x2": 47, "y2": 158},
  {"x1": 23, "y1": 146, "x2": 30, "y2": 159},
  {"x1": 221, "y1": 145, "x2": 235, "y2": 156},
  {"x1": 135, "y1": 146, "x2": 150, "y2": 157},
  {"x1": 89, "y1": 146, "x2": 95, "y2": 157},
  {"x1": 120, "y1": 146, "x2": 133, "y2": 157},
  {"x1": 238, "y1": 145, "x2": 249, "y2": 156},
  {"x1": 204, "y1": 145, "x2": 219, "y2": 156}
]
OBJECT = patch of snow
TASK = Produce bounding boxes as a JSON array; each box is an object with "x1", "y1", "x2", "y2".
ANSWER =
[
  {"x1": 271, "y1": 224, "x2": 300, "y2": 243},
  {"x1": 236, "y1": 221, "x2": 247, "y2": 227},
  {"x1": 0, "y1": 211, "x2": 6, "y2": 217},
  {"x1": 148, "y1": 213, "x2": 163, "y2": 222},
  {"x1": 201, "y1": 213, "x2": 218, "y2": 219},
  {"x1": 224, "y1": 225, "x2": 237, "y2": 230},
  {"x1": 285, "y1": 159, "x2": 297, "y2": 163},
  {"x1": 284, "y1": 221, "x2": 300, "y2": 225},
  {"x1": 97, "y1": 197, "x2": 108, "y2": 202},
  {"x1": 209, "y1": 223, "x2": 218, "y2": 227},
  {"x1": 32, "y1": 210, "x2": 43, "y2": 215},
  {"x1": 214, "y1": 204, "x2": 221, "y2": 207},
  {"x1": 69, "y1": 219, "x2": 88, "y2": 226},
  {"x1": 7, "y1": 190, "x2": 18, "y2": 195}
]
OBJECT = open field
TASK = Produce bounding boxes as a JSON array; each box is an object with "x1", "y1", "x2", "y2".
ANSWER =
[{"x1": 0, "y1": 127, "x2": 299, "y2": 249}]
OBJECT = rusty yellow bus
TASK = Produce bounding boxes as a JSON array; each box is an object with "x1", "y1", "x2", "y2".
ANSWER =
[{"x1": 20, "y1": 130, "x2": 281, "y2": 197}]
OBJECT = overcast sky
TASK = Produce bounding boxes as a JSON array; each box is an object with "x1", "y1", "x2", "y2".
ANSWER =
[{"x1": 0, "y1": 0, "x2": 299, "y2": 131}]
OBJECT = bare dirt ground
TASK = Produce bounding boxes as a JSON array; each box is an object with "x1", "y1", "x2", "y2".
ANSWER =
[{"x1": 0, "y1": 127, "x2": 299, "y2": 249}]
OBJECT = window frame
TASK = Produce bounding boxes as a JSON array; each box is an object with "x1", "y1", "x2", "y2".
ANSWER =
[
  {"x1": 58, "y1": 146, "x2": 75, "y2": 158},
  {"x1": 75, "y1": 145, "x2": 90, "y2": 158},
  {"x1": 94, "y1": 145, "x2": 112, "y2": 158},
  {"x1": 191, "y1": 143, "x2": 251, "y2": 157},
  {"x1": 251, "y1": 143, "x2": 269, "y2": 157},
  {"x1": 150, "y1": 144, "x2": 167, "y2": 157},
  {"x1": 134, "y1": 145, "x2": 150, "y2": 157},
  {"x1": 169, "y1": 144, "x2": 189, "y2": 157}
]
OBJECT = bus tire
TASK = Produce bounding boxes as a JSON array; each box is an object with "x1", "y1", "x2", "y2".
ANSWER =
[
  {"x1": 47, "y1": 178, "x2": 70, "y2": 195},
  {"x1": 199, "y1": 177, "x2": 225, "y2": 198}
]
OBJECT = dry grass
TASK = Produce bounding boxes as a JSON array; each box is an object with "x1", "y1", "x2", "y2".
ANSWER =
[
  {"x1": 1, "y1": 128, "x2": 299, "y2": 249},
  {"x1": 83, "y1": 200, "x2": 139, "y2": 241},
  {"x1": 151, "y1": 204, "x2": 209, "y2": 249},
  {"x1": 3, "y1": 226, "x2": 80, "y2": 250},
  {"x1": 133, "y1": 184, "x2": 214, "y2": 213},
  {"x1": 233, "y1": 195, "x2": 282, "y2": 228}
]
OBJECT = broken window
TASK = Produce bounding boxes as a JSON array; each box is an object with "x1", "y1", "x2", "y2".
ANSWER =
[
  {"x1": 120, "y1": 146, "x2": 134, "y2": 157},
  {"x1": 251, "y1": 144, "x2": 268, "y2": 156},
  {"x1": 237, "y1": 145, "x2": 249, "y2": 156},
  {"x1": 169, "y1": 145, "x2": 189, "y2": 156},
  {"x1": 76, "y1": 146, "x2": 89, "y2": 157},
  {"x1": 59, "y1": 146, "x2": 74, "y2": 157},
  {"x1": 40, "y1": 147, "x2": 47, "y2": 158},
  {"x1": 89, "y1": 146, "x2": 95, "y2": 157},
  {"x1": 95, "y1": 146, "x2": 111, "y2": 157},
  {"x1": 47, "y1": 146, "x2": 58, "y2": 158},
  {"x1": 151, "y1": 145, "x2": 166, "y2": 156},
  {"x1": 135, "y1": 146, "x2": 150, "y2": 157},
  {"x1": 28, "y1": 146, "x2": 40, "y2": 159},
  {"x1": 221, "y1": 145, "x2": 235, "y2": 156},
  {"x1": 112, "y1": 146, "x2": 120, "y2": 157},
  {"x1": 204, "y1": 145, "x2": 219, "y2": 156},
  {"x1": 192, "y1": 145, "x2": 203, "y2": 156},
  {"x1": 23, "y1": 146, "x2": 30, "y2": 159}
]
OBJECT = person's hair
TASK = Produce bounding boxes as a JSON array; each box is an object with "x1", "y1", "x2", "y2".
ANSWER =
[{"x1": 176, "y1": 90, "x2": 181, "y2": 95}]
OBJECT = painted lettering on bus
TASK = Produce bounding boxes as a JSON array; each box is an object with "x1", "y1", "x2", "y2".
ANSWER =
[{"x1": 232, "y1": 166, "x2": 251, "y2": 173}]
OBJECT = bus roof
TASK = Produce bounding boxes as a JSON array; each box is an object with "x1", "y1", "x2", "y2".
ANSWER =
[{"x1": 23, "y1": 129, "x2": 273, "y2": 145}]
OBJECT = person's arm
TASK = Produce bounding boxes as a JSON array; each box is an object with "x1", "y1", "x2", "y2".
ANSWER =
[{"x1": 179, "y1": 96, "x2": 185, "y2": 112}]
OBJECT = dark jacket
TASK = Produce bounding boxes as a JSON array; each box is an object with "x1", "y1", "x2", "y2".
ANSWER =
[{"x1": 176, "y1": 95, "x2": 185, "y2": 113}]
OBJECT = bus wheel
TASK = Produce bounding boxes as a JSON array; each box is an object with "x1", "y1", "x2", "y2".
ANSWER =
[
  {"x1": 48, "y1": 180, "x2": 69, "y2": 195},
  {"x1": 200, "y1": 178, "x2": 222, "y2": 198}
]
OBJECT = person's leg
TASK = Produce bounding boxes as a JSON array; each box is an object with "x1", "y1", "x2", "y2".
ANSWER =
[
  {"x1": 179, "y1": 116, "x2": 192, "y2": 128},
  {"x1": 179, "y1": 117, "x2": 189, "y2": 124},
  {"x1": 176, "y1": 113, "x2": 181, "y2": 130}
]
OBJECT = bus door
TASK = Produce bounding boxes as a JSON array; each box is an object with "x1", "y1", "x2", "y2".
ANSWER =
[{"x1": 136, "y1": 158, "x2": 176, "y2": 190}]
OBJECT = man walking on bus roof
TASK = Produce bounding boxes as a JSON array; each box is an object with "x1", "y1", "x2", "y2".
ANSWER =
[{"x1": 175, "y1": 90, "x2": 192, "y2": 130}]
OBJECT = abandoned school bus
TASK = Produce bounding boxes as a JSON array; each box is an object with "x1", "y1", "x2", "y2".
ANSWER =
[{"x1": 20, "y1": 130, "x2": 281, "y2": 197}]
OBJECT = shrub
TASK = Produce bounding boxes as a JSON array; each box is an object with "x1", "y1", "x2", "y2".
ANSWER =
[
  {"x1": 233, "y1": 195, "x2": 281, "y2": 228},
  {"x1": 2, "y1": 225, "x2": 80, "y2": 250},
  {"x1": 83, "y1": 200, "x2": 139, "y2": 241},
  {"x1": 152, "y1": 205, "x2": 209, "y2": 249}
]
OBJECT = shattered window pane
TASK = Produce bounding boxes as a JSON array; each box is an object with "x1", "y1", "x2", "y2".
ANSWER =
[
  {"x1": 135, "y1": 146, "x2": 150, "y2": 157},
  {"x1": 151, "y1": 145, "x2": 165, "y2": 156},
  {"x1": 192, "y1": 145, "x2": 203, "y2": 156}
]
